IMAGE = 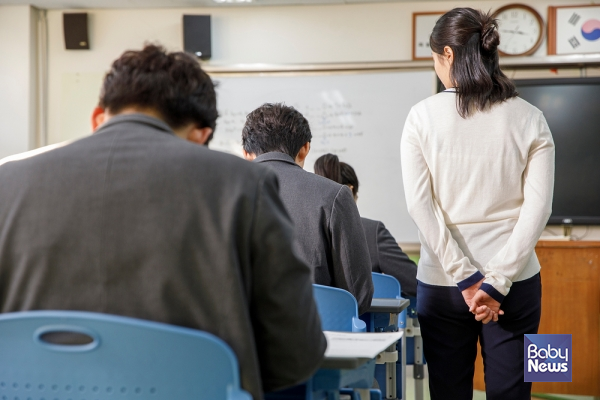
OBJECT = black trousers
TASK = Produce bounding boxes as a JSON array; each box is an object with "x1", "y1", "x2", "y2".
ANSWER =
[{"x1": 417, "y1": 274, "x2": 541, "y2": 400}]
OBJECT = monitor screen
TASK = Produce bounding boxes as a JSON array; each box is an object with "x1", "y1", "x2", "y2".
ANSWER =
[{"x1": 514, "y1": 77, "x2": 600, "y2": 225}]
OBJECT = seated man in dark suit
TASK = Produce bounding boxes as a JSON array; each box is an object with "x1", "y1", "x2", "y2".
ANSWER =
[
  {"x1": 0, "y1": 45, "x2": 325, "y2": 400},
  {"x1": 241, "y1": 103, "x2": 374, "y2": 315}
]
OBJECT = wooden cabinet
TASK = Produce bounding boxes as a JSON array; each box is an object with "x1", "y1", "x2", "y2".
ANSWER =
[{"x1": 474, "y1": 241, "x2": 600, "y2": 396}]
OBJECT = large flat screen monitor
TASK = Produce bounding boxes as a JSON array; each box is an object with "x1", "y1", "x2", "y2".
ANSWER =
[{"x1": 514, "y1": 77, "x2": 600, "y2": 225}]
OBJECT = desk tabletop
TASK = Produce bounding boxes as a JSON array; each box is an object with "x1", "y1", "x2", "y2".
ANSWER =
[
  {"x1": 320, "y1": 331, "x2": 403, "y2": 369},
  {"x1": 368, "y1": 298, "x2": 410, "y2": 313}
]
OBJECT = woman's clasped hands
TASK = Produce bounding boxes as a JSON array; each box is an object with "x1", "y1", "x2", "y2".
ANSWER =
[{"x1": 461, "y1": 279, "x2": 504, "y2": 324}]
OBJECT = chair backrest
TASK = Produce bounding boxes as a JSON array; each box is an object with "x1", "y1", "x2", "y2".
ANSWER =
[
  {"x1": 0, "y1": 311, "x2": 252, "y2": 400},
  {"x1": 312, "y1": 285, "x2": 366, "y2": 332},
  {"x1": 371, "y1": 272, "x2": 401, "y2": 299},
  {"x1": 370, "y1": 272, "x2": 407, "y2": 330}
]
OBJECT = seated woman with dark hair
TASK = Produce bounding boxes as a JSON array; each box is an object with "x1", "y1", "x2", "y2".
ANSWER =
[{"x1": 314, "y1": 154, "x2": 417, "y2": 298}]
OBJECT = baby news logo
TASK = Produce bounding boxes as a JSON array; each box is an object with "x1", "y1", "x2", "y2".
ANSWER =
[{"x1": 525, "y1": 334, "x2": 572, "y2": 382}]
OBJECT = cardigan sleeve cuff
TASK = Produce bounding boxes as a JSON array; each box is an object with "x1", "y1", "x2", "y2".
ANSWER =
[
  {"x1": 480, "y1": 283, "x2": 505, "y2": 303},
  {"x1": 456, "y1": 271, "x2": 485, "y2": 291}
]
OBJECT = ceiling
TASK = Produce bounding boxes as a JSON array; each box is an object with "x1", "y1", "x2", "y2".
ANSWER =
[{"x1": 0, "y1": 0, "x2": 489, "y2": 8}]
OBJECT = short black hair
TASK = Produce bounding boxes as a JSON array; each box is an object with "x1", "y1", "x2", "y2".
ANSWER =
[
  {"x1": 242, "y1": 103, "x2": 312, "y2": 158},
  {"x1": 99, "y1": 44, "x2": 218, "y2": 142}
]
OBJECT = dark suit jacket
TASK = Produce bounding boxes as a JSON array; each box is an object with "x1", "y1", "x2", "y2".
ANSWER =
[
  {"x1": 254, "y1": 152, "x2": 374, "y2": 315},
  {"x1": 361, "y1": 218, "x2": 417, "y2": 297},
  {"x1": 0, "y1": 114, "x2": 326, "y2": 399}
]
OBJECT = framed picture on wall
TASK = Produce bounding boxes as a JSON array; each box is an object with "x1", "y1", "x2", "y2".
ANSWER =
[
  {"x1": 412, "y1": 12, "x2": 445, "y2": 60},
  {"x1": 548, "y1": 4, "x2": 600, "y2": 55}
]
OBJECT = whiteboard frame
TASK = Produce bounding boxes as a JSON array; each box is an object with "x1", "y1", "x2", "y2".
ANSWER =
[
  {"x1": 204, "y1": 61, "x2": 434, "y2": 75},
  {"x1": 202, "y1": 55, "x2": 600, "y2": 76},
  {"x1": 208, "y1": 67, "x2": 436, "y2": 250},
  {"x1": 207, "y1": 67, "x2": 439, "y2": 95}
]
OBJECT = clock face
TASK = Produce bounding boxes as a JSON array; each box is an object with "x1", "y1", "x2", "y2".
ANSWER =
[{"x1": 496, "y1": 6, "x2": 543, "y2": 56}]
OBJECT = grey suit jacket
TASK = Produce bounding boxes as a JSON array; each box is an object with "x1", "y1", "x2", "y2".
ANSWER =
[
  {"x1": 361, "y1": 218, "x2": 417, "y2": 298},
  {"x1": 0, "y1": 114, "x2": 326, "y2": 399},
  {"x1": 254, "y1": 152, "x2": 374, "y2": 315}
]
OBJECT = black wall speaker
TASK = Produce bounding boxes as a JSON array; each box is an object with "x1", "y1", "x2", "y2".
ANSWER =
[
  {"x1": 63, "y1": 13, "x2": 89, "y2": 50},
  {"x1": 183, "y1": 15, "x2": 211, "y2": 60}
]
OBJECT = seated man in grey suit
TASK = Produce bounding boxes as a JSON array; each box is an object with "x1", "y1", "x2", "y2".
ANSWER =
[
  {"x1": 241, "y1": 103, "x2": 374, "y2": 315},
  {"x1": 0, "y1": 45, "x2": 325, "y2": 400}
]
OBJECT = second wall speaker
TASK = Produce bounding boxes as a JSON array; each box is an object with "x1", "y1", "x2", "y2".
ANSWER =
[
  {"x1": 183, "y1": 15, "x2": 211, "y2": 60},
  {"x1": 63, "y1": 13, "x2": 89, "y2": 50}
]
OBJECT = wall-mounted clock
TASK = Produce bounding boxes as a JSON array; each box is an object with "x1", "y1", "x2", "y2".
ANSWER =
[{"x1": 492, "y1": 4, "x2": 544, "y2": 56}]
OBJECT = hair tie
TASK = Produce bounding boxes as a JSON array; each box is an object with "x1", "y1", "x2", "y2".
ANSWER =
[
  {"x1": 480, "y1": 22, "x2": 498, "y2": 53},
  {"x1": 481, "y1": 25, "x2": 494, "y2": 43}
]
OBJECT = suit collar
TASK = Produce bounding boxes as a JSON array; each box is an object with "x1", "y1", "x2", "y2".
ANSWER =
[
  {"x1": 254, "y1": 152, "x2": 301, "y2": 168},
  {"x1": 96, "y1": 113, "x2": 175, "y2": 136}
]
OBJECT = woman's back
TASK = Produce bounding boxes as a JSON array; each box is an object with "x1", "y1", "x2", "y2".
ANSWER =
[
  {"x1": 402, "y1": 91, "x2": 554, "y2": 286},
  {"x1": 406, "y1": 91, "x2": 551, "y2": 226}
]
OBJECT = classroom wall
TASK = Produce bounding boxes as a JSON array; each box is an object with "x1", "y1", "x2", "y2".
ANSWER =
[
  {"x1": 5, "y1": 0, "x2": 599, "y2": 242},
  {"x1": 0, "y1": 5, "x2": 37, "y2": 159},
  {"x1": 44, "y1": 0, "x2": 591, "y2": 145}
]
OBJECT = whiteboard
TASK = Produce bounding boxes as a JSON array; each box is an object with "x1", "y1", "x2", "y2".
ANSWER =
[{"x1": 209, "y1": 70, "x2": 436, "y2": 243}]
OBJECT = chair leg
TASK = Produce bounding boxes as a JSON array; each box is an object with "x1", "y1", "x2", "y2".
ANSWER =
[{"x1": 326, "y1": 390, "x2": 341, "y2": 400}]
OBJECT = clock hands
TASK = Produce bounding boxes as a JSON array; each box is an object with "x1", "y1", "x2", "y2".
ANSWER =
[
  {"x1": 500, "y1": 25, "x2": 527, "y2": 35},
  {"x1": 501, "y1": 30, "x2": 527, "y2": 35},
  {"x1": 502, "y1": 26, "x2": 517, "y2": 47}
]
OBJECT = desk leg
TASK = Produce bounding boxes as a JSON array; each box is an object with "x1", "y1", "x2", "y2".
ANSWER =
[
  {"x1": 413, "y1": 318, "x2": 424, "y2": 400},
  {"x1": 387, "y1": 312, "x2": 401, "y2": 400},
  {"x1": 385, "y1": 343, "x2": 397, "y2": 398},
  {"x1": 401, "y1": 333, "x2": 406, "y2": 400}
]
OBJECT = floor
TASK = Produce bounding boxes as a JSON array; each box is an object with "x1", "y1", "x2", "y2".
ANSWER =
[{"x1": 403, "y1": 365, "x2": 596, "y2": 400}]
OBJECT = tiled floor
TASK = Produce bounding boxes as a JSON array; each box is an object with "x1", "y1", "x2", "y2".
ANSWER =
[
  {"x1": 403, "y1": 365, "x2": 488, "y2": 400},
  {"x1": 403, "y1": 365, "x2": 595, "y2": 400}
]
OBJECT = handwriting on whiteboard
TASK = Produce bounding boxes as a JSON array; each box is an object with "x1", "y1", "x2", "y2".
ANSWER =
[{"x1": 211, "y1": 100, "x2": 363, "y2": 158}]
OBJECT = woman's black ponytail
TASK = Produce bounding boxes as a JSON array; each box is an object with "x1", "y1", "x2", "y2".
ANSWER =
[
  {"x1": 430, "y1": 8, "x2": 518, "y2": 118},
  {"x1": 314, "y1": 154, "x2": 360, "y2": 198},
  {"x1": 314, "y1": 153, "x2": 342, "y2": 184}
]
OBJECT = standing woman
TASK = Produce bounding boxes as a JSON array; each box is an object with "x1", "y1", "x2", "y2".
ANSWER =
[{"x1": 401, "y1": 8, "x2": 554, "y2": 400}]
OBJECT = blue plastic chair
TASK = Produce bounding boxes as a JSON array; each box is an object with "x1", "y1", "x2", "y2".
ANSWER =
[
  {"x1": 0, "y1": 310, "x2": 251, "y2": 400},
  {"x1": 311, "y1": 285, "x2": 380, "y2": 400},
  {"x1": 367, "y1": 272, "x2": 407, "y2": 400},
  {"x1": 312, "y1": 284, "x2": 366, "y2": 332},
  {"x1": 369, "y1": 273, "x2": 425, "y2": 400},
  {"x1": 371, "y1": 272, "x2": 402, "y2": 300},
  {"x1": 368, "y1": 272, "x2": 408, "y2": 333}
]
